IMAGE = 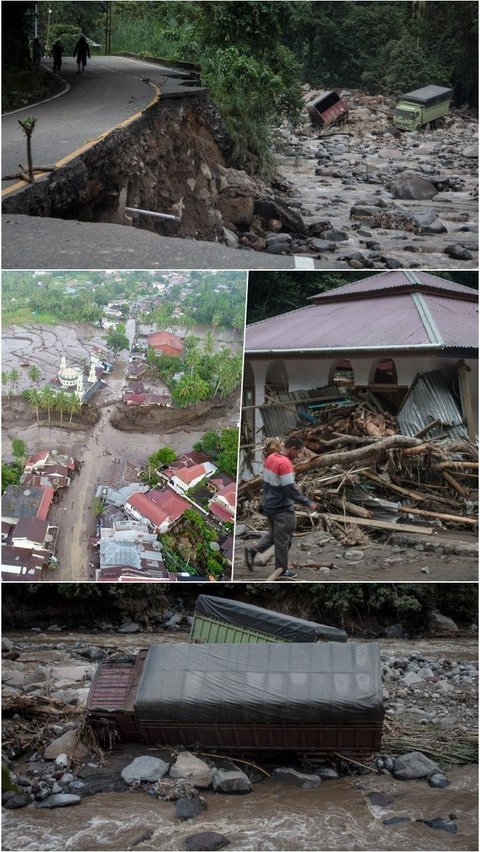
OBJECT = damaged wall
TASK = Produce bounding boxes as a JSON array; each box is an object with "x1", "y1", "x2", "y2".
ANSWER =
[{"x1": 1, "y1": 90, "x2": 284, "y2": 246}]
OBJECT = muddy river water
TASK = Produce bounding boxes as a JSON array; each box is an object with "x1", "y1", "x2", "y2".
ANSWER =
[{"x1": 2, "y1": 632, "x2": 478, "y2": 851}]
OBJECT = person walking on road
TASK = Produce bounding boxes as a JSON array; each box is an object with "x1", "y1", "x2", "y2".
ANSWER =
[
  {"x1": 51, "y1": 39, "x2": 64, "y2": 72},
  {"x1": 32, "y1": 38, "x2": 44, "y2": 70},
  {"x1": 245, "y1": 436, "x2": 317, "y2": 579},
  {"x1": 73, "y1": 35, "x2": 90, "y2": 74}
]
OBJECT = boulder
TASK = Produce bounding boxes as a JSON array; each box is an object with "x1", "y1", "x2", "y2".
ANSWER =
[
  {"x1": 216, "y1": 192, "x2": 254, "y2": 228},
  {"x1": 402, "y1": 672, "x2": 422, "y2": 686},
  {"x1": 445, "y1": 244, "x2": 473, "y2": 261},
  {"x1": 77, "y1": 646, "x2": 107, "y2": 661},
  {"x1": 307, "y1": 220, "x2": 332, "y2": 237},
  {"x1": 416, "y1": 817, "x2": 457, "y2": 834},
  {"x1": 425, "y1": 610, "x2": 458, "y2": 635},
  {"x1": 428, "y1": 773, "x2": 450, "y2": 789},
  {"x1": 367, "y1": 792, "x2": 393, "y2": 807},
  {"x1": 212, "y1": 769, "x2": 252, "y2": 794},
  {"x1": 222, "y1": 228, "x2": 240, "y2": 249},
  {"x1": 117, "y1": 622, "x2": 141, "y2": 634},
  {"x1": 24, "y1": 665, "x2": 51, "y2": 685},
  {"x1": 315, "y1": 767, "x2": 339, "y2": 780},
  {"x1": 2, "y1": 638, "x2": 14, "y2": 653},
  {"x1": 384, "y1": 624, "x2": 407, "y2": 639},
  {"x1": 175, "y1": 796, "x2": 207, "y2": 821},
  {"x1": 271, "y1": 768, "x2": 321, "y2": 789},
  {"x1": 170, "y1": 752, "x2": 215, "y2": 789},
  {"x1": 55, "y1": 754, "x2": 69, "y2": 769},
  {"x1": 1, "y1": 670, "x2": 26, "y2": 689},
  {"x1": 3, "y1": 793, "x2": 32, "y2": 809},
  {"x1": 44, "y1": 730, "x2": 88, "y2": 761},
  {"x1": 321, "y1": 228, "x2": 349, "y2": 242},
  {"x1": 254, "y1": 197, "x2": 306, "y2": 235},
  {"x1": 392, "y1": 752, "x2": 440, "y2": 780},
  {"x1": 309, "y1": 239, "x2": 336, "y2": 253},
  {"x1": 390, "y1": 173, "x2": 437, "y2": 200},
  {"x1": 121, "y1": 756, "x2": 169, "y2": 784},
  {"x1": 51, "y1": 689, "x2": 79, "y2": 705},
  {"x1": 185, "y1": 832, "x2": 229, "y2": 851},
  {"x1": 34, "y1": 794, "x2": 81, "y2": 808}
]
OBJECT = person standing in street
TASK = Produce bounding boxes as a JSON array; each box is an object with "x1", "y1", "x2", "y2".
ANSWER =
[
  {"x1": 245, "y1": 436, "x2": 317, "y2": 579},
  {"x1": 73, "y1": 35, "x2": 91, "y2": 74},
  {"x1": 51, "y1": 39, "x2": 64, "y2": 72}
]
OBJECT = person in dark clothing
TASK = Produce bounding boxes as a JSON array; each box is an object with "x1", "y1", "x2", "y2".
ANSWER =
[
  {"x1": 73, "y1": 35, "x2": 91, "y2": 74},
  {"x1": 32, "y1": 38, "x2": 44, "y2": 70},
  {"x1": 245, "y1": 436, "x2": 317, "y2": 579},
  {"x1": 51, "y1": 40, "x2": 63, "y2": 72}
]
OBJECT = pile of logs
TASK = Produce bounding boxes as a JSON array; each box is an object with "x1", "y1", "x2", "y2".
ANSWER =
[{"x1": 238, "y1": 414, "x2": 478, "y2": 538}]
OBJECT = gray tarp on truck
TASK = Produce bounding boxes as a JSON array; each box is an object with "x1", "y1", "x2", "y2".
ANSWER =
[
  {"x1": 400, "y1": 85, "x2": 453, "y2": 106},
  {"x1": 194, "y1": 594, "x2": 348, "y2": 643},
  {"x1": 134, "y1": 642, "x2": 384, "y2": 724}
]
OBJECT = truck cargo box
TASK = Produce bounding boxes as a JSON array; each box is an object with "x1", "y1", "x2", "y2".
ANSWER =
[
  {"x1": 132, "y1": 642, "x2": 384, "y2": 754},
  {"x1": 400, "y1": 86, "x2": 453, "y2": 106},
  {"x1": 307, "y1": 91, "x2": 348, "y2": 127},
  {"x1": 191, "y1": 594, "x2": 348, "y2": 644}
]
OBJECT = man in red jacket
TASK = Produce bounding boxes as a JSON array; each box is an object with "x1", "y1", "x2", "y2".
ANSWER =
[{"x1": 245, "y1": 436, "x2": 317, "y2": 579}]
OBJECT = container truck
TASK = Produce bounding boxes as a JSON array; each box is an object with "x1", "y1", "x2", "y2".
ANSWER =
[
  {"x1": 86, "y1": 642, "x2": 384, "y2": 755},
  {"x1": 393, "y1": 85, "x2": 453, "y2": 130}
]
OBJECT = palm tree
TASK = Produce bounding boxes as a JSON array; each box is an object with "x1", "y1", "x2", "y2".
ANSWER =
[
  {"x1": 39, "y1": 385, "x2": 56, "y2": 426},
  {"x1": 65, "y1": 394, "x2": 81, "y2": 423},
  {"x1": 24, "y1": 387, "x2": 42, "y2": 424},
  {"x1": 203, "y1": 329, "x2": 215, "y2": 357},
  {"x1": 54, "y1": 391, "x2": 70, "y2": 424},
  {"x1": 28, "y1": 365, "x2": 42, "y2": 384},
  {"x1": 9, "y1": 368, "x2": 20, "y2": 395}
]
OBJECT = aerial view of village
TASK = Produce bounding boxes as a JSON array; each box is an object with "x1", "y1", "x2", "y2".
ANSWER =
[{"x1": 2, "y1": 269, "x2": 245, "y2": 582}]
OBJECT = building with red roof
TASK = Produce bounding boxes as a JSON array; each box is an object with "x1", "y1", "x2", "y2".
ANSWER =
[
  {"x1": 125, "y1": 488, "x2": 190, "y2": 533},
  {"x1": 167, "y1": 462, "x2": 217, "y2": 494},
  {"x1": 208, "y1": 482, "x2": 236, "y2": 524},
  {"x1": 244, "y1": 271, "x2": 478, "y2": 444},
  {"x1": 148, "y1": 331, "x2": 184, "y2": 358}
]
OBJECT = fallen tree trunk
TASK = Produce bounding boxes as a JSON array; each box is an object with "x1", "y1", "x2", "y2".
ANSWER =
[{"x1": 238, "y1": 435, "x2": 423, "y2": 497}]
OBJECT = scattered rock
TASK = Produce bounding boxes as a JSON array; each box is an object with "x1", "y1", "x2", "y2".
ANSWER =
[
  {"x1": 34, "y1": 793, "x2": 81, "y2": 809},
  {"x1": 383, "y1": 816, "x2": 410, "y2": 826},
  {"x1": 121, "y1": 756, "x2": 169, "y2": 784},
  {"x1": 175, "y1": 796, "x2": 207, "y2": 821},
  {"x1": 170, "y1": 752, "x2": 215, "y2": 789},
  {"x1": 390, "y1": 173, "x2": 437, "y2": 200},
  {"x1": 271, "y1": 768, "x2": 321, "y2": 789},
  {"x1": 117, "y1": 622, "x2": 141, "y2": 634},
  {"x1": 445, "y1": 244, "x2": 473, "y2": 261},
  {"x1": 3, "y1": 793, "x2": 32, "y2": 809},
  {"x1": 417, "y1": 817, "x2": 457, "y2": 834},
  {"x1": 428, "y1": 773, "x2": 450, "y2": 789},
  {"x1": 213, "y1": 769, "x2": 252, "y2": 794},
  {"x1": 367, "y1": 792, "x2": 393, "y2": 807},
  {"x1": 2, "y1": 638, "x2": 14, "y2": 653},
  {"x1": 184, "y1": 831, "x2": 229, "y2": 851},
  {"x1": 392, "y1": 752, "x2": 440, "y2": 780},
  {"x1": 44, "y1": 730, "x2": 88, "y2": 761},
  {"x1": 425, "y1": 610, "x2": 458, "y2": 635}
]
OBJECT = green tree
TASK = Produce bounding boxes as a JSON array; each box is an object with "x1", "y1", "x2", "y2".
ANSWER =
[
  {"x1": 54, "y1": 390, "x2": 70, "y2": 424},
  {"x1": 171, "y1": 374, "x2": 211, "y2": 407},
  {"x1": 28, "y1": 365, "x2": 42, "y2": 384},
  {"x1": 194, "y1": 428, "x2": 239, "y2": 478},
  {"x1": 39, "y1": 385, "x2": 56, "y2": 426},
  {"x1": 9, "y1": 368, "x2": 20, "y2": 394},
  {"x1": 65, "y1": 393, "x2": 82, "y2": 423},
  {"x1": 105, "y1": 328, "x2": 130, "y2": 355},
  {"x1": 11, "y1": 437, "x2": 27, "y2": 462},
  {"x1": 23, "y1": 387, "x2": 42, "y2": 424}
]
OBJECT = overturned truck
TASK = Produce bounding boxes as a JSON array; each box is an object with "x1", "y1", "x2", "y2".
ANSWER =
[{"x1": 86, "y1": 641, "x2": 384, "y2": 755}]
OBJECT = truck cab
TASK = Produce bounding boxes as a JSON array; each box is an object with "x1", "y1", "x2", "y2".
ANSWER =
[{"x1": 393, "y1": 104, "x2": 422, "y2": 130}]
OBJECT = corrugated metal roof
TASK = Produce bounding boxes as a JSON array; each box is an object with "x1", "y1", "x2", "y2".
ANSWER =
[
  {"x1": 259, "y1": 385, "x2": 348, "y2": 436},
  {"x1": 310, "y1": 271, "x2": 477, "y2": 301},
  {"x1": 397, "y1": 370, "x2": 468, "y2": 439},
  {"x1": 246, "y1": 292, "x2": 477, "y2": 354},
  {"x1": 99, "y1": 539, "x2": 141, "y2": 570}
]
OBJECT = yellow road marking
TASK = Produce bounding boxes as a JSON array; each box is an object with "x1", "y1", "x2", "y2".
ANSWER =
[{"x1": 2, "y1": 82, "x2": 161, "y2": 198}]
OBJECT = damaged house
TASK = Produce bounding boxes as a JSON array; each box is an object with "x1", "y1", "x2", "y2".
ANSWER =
[{"x1": 243, "y1": 272, "x2": 478, "y2": 464}]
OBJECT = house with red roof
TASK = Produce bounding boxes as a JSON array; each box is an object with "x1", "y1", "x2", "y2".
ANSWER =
[
  {"x1": 124, "y1": 488, "x2": 190, "y2": 533},
  {"x1": 148, "y1": 331, "x2": 184, "y2": 358},
  {"x1": 166, "y1": 462, "x2": 217, "y2": 495},
  {"x1": 2, "y1": 485, "x2": 54, "y2": 524},
  {"x1": 244, "y1": 271, "x2": 478, "y2": 445},
  {"x1": 208, "y1": 482, "x2": 236, "y2": 524}
]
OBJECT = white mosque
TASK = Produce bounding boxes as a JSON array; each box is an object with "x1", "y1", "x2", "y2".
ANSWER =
[{"x1": 55, "y1": 355, "x2": 103, "y2": 403}]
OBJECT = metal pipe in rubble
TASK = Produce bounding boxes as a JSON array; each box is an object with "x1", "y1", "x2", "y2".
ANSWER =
[{"x1": 125, "y1": 206, "x2": 180, "y2": 221}]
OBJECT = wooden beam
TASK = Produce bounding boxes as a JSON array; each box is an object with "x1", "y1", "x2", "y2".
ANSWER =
[
  {"x1": 397, "y1": 506, "x2": 477, "y2": 526},
  {"x1": 320, "y1": 513, "x2": 434, "y2": 534},
  {"x1": 457, "y1": 359, "x2": 476, "y2": 442}
]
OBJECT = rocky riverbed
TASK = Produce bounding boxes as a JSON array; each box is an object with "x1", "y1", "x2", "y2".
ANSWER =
[
  {"x1": 258, "y1": 90, "x2": 478, "y2": 268},
  {"x1": 2, "y1": 625, "x2": 477, "y2": 851}
]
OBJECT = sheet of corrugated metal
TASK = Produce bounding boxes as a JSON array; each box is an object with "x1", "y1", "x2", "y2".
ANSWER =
[
  {"x1": 259, "y1": 385, "x2": 347, "y2": 436},
  {"x1": 397, "y1": 370, "x2": 468, "y2": 439}
]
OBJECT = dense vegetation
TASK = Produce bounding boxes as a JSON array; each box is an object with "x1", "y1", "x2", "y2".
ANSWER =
[
  {"x1": 5, "y1": 2, "x2": 476, "y2": 172},
  {"x1": 1, "y1": 583, "x2": 476, "y2": 632},
  {"x1": 247, "y1": 270, "x2": 479, "y2": 322},
  {"x1": 193, "y1": 429, "x2": 239, "y2": 479}
]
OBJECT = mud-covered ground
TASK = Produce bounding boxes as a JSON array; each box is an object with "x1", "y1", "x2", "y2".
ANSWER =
[
  {"x1": 234, "y1": 524, "x2": 478, "y2": 582},
  {"x1": 272, "y1": 90, "x2": 478, "y2": 268}
]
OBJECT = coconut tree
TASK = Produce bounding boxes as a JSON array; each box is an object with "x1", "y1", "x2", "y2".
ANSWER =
[
  {"x1": 203, "y1": 329, "x2": 215, "y2": 357},
  {"x1": 23, "y1": 387, "x2": 42, "y2": 424},
  {"x1": 65, "y1": 393, "x2": 82, "y2": 423},
  {"x1": 28, "y1": 365, "x2": 42, "y2": 384},
  {"x1": 54, "y1": 391, "x2": 70, "y2": 424},
  {"x1": 9, "y1": 368, "x2": 20, "y2": 395},
  {"x1": 39, "y1": 385, "x2": 56, "y2": 426}
]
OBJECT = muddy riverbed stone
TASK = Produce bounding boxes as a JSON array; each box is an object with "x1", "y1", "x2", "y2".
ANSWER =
[
  {"x1": 35, "y1": 793, "x2": 81, "y2": 809},
  {"x1": 271, "y1": 768, "x2": 321, "y2": 788},
  {"x1": 170, "y1": 753, "x2": 215, "y2": 789},
  {"x1": 185, "y1": 832, "x2": 229, "y2": 851},
  {"x1": 121, "y1": 756, "x2": 169, "y2": 784},
  {"x1": 417, "y1": 817, "x2": 458, "y2": 834},
  {"x1": 213, "y1": 769, "x2": 252, "y2": 794},
  {"x1": 392, "y1": 752, "x2": 440, "y2": 780},
  {"x1": 176, "y1": 796, "x2": 207, "y2": 821},
  {"x1": 44, "y1": 730, "x2": 88, "y2": 761}
]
